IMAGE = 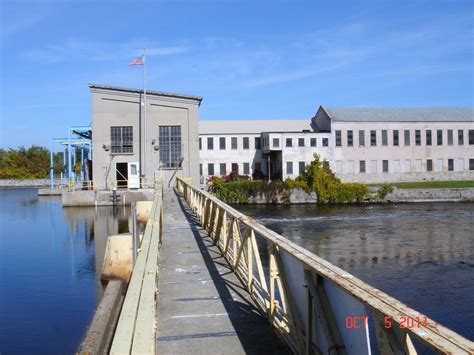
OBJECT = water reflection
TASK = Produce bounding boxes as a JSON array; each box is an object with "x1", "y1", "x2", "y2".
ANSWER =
[
  {"x1": 238, "y1": 202, "x2": 474, "y2": 341},
  {"x1": 0, "y1": 189, "x2": 131, "y2": 354}
]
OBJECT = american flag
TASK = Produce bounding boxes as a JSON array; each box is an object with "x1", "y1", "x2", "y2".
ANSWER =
[{"x1": 128, "y1": 55, "x2": 144, "y2": 66}]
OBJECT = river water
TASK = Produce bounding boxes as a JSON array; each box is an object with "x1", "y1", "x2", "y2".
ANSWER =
[
  {"x1": 237, "y1": 202, "x2": 474, "y2": 342},
  {"x1": 0, "y1": 189, "x2": 131, "y2": 354},
  {"x1": 1, "y1": 190, "x2": 473, "y2": 353}
]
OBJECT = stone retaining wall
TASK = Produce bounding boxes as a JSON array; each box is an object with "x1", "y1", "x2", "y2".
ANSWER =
[
  {"x1": 0, "y1": 179, "x2": 51, "y2": 189},
  {"x1": 385, "y1": 188, "x2": 474, "y2": 202}
]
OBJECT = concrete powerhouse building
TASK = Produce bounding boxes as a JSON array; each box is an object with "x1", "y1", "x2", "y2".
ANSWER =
[
  {"x1": 90, "y1": 84, "x2": 201, "y2": 189},
  {"x1": 89, "y1": 84, "x2": 473, "y2": 189}
]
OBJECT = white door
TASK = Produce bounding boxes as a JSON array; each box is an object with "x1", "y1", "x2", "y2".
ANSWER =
[{"x1": 128, "y1": 162, "x2": 140, "y2": 189}]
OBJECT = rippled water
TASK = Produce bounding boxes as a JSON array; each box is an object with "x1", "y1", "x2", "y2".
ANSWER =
[
  {"x1": 237, "y1": 203, "x2": 474, "y2": 341},
  {"x1": 0, "y1": 189, "x2": 131, "y2": 354}
]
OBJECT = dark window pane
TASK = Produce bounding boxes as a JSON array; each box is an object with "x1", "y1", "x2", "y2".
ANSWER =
[
  {"x1": 370, "y1": 130, "x2": 377, "y2": 146},
  {"x1": 207, "y1": 137, "x2": 214, "y2": 150},
  {"x1": 208, "y1": 163, "x2": 214, "y2": 176},
  {"x1": 273, "y1": 138, "x2": 280, "y2": 148},
  {"x1": 382, "y1": 130, "x2": 388, "y2": 146},
  {"x1": 219, "y1": 137, "x2": 226, "y2": 150},
  {"x1": 111, "y1": 126, "x2": 133, "y2": 154},
  {"x1": 310, "y1": 138, "x2": 316, "y2": 147},
  {"x1": 426, "y1": 130, "x2": 432, "y2": 146},
  {"x1": 286, "y1": 162, "x2": 293, "y2": 174},
  {"x1": 347, "y1": 130, "x2": 353, "y2": 147},
  {"x1": 243, "y1": 163, "x2": 250, "y2": 175},
  {"x1": 335, "y1": 131, "x2": 341, "y2": 147},
  {"x1": 427, "y1": 160, "x2": 433, "y2": 172},
  {"x1": 243, "y1": 137, "x2": 249, "y2": 149},
  {"x1": 299, "y1": 161, "x2": 305, "y2": 174},
  {"x1": 323, "y1": 138, "x2": 328, "y2": 147},
  {"x1": 220, "y1": 163, "x2": 226, "y2": 175},
  {"x1": 458, "y1": 130, "x2": 464, "y2": 145},
  {"x1": 382, "y1": 160, "x2": 389, "y2": 172},
  {"x1": 199, "y1": 137, "x2": 202, "y2": 150},
  {"x1": 415, "y1": 130, "x2": 421, "y2": 145},
  {"x1": 286, "y1": 138, "x2": 292, "y2": 147},
  {"x1": 447, "y1": 130, "x2": 453, "y2": 145},
  {"x1": 404, "y1": 130, "x2": 410, "y2": 146},
  {"x1": 469, "y1": 159, "x2": 474, "y2": 170},
  {"x1": 359, "y1": 160, "x2": 366, "y2": 173},
  {"x1": 437, "y1": 130, "x2": 443, "y2": 145},
  {"x1": 469, "y1": 130, "x2": 474, "y2": 145},
  {"x1": 393, "y1": 130, "x2": 399, "y2": 146},
  {"x1": 448, "y1": 159, "x2": 454, "y2": 171},
  {"x1": 359, "y1": 130, "x2": 365, "y2": 146},
  {"x1": 160, "y1": 126, "x2": 181, "y2": 168},
  {"x1": 231, "y1": 137, "x2": 237, "y2": 149},
  {"x1": 298, "y1": 138, "x2": 304, "y2": 147}
]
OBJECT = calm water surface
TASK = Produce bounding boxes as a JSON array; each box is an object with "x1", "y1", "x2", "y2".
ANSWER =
[
  {"x1": 0, "y1": 189, "x2": 131, "y2": 354},
  {"x1": 238, "y1": 203, "x2": 474, "y2": 341}
]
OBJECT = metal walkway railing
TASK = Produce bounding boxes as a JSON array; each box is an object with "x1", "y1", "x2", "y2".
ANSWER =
[{"x1": 176, "y1": 177, "x2": 474, "y2": 354}]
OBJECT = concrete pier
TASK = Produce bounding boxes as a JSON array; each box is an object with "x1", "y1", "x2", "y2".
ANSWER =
[{"x1": 156, "y1": 189, "x2": 288, "y2": 354}]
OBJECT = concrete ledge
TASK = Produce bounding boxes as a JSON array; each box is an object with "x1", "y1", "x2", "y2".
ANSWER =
[
  {"x1": 386, "y1": 187, "x2": 474, "y2": 202},
  {"x1": 62, "y1": 189, "x2": 155, "y2": 206},
  {"x1": 78, "y1": 280, "x2": 125, "y2": 354}
]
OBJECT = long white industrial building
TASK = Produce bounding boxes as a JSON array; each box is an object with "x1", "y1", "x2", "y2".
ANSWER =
[{"x1": 199, "y1": 106, "x2": 474, "y2": 184}]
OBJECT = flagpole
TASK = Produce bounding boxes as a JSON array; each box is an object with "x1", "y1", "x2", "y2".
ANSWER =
[{"x1": 143, "y1": 48, "x2": 147, "y2": 186}]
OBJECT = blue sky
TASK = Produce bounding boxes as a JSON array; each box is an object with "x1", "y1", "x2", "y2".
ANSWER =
[{"x1": 1, "y1": 0, "x2": 473, "y2": 148}]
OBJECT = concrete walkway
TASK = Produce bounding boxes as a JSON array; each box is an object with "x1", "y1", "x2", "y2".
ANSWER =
[{"x1": 156, "y1": 189, "x2": 288, "y2": 354}]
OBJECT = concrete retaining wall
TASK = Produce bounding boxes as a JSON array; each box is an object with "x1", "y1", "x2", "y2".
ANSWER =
[
  {"x1": 62, "y1": 190, "x2": 155, "y2": 207},
  {"x1": 385, "y1": 188, "x2": 474, "y2": 202},
  {"x1": 0, "y1": 179, "x2": 51, "y2": 189},
  {"x1": 238, "y1": 187, "x2": 474, "y2": 204}
]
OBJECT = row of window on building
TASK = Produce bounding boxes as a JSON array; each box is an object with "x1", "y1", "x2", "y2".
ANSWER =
[
  {"x1": 335, "y1": 129, "x2": 474, "y2": 147},
  {"x1": 199, "y1": 136, "x2": 329, "y2": 150},
  {"x1": 340, "y1": 158, "x2": 474, "y2": 174},
  {"x1": 200, "y1": 158, "x2": 474, "y2": 176},
  {"x1": 109, "y1": 125, "x2": 182, "y2": 168}
]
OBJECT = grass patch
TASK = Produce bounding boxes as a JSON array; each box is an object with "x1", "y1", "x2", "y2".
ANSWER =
[{"x1": 369, "y1": 181, "x2": 474, "y2": 189}]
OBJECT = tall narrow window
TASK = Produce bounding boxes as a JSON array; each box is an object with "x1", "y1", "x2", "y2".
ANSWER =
[
  {"x1": 359, "y1": 160, "x2": 366, "y2": 173},
  {"x1": 231, "y1": 163, "x2": 239, "y2": 174},
  {"x1": 111, "y1": 126, "x2": 133, "y2": 153},
  {"x1": 243, "y1": 163, "x2": 250, "y2": 175},
  {"x1": 382, "y1": 160, "x2": 389, "y2": 173},
  {"x1": 393, "y1": 130, "x2": 399, "y2": 146},
  {"x1": 208, "y1": 163, "x2": 214, "y2": 176},
  {"x1": 199, "y1": 137, "x2": 202, "y2": 150},
  {"x1": 286, "y1": 138, "x2": 293, "y2": 147},
  {"x1": 382, "y1": 130, "x2": 388, "y2": 146},
  {"x1": 273, "y1": 138, "x2": 280, "y2": 148},
  {"x1": 199, "y1": 163, "x2": 202, "y2": 176},
  {"x1": 415, "y1": 130, "x2": 421, "y2": 146},
  {"x1": 469, "y1": 130, "x2": 474, "y2": 145},
  {"x1": 219, "y1": 137, "x2": 226, "y2": 150},
  {"x1": 437, "y1": 130, "x2": 443, "y2": 145},
  {"x1": 470, "y1": 159, "x2": 474, "y2": 170},
  {"x1": 298, "y1": 138, "x2": 305, "y2": 147},
  {"x1": 458, "y1": 130, "x2": 464, "y2": 145},
  {"x1": 299, "y1": 161, "x2": 305, "y2": 174},
  {"x1": 426, "y1": 130, "x2": 432, "y2": 146},
  {"x1": 427, "y1": 160, "x2": 433, "y2": 172},
  {"x1": 447, "y1": 130, "x2": 453, "y2": 145},
  {"x1": 231, "y1": 137, "x2": 237, "y2": 149},
  {"x1": 347, "y1": 130, "x2": 353, "y2": 147},
  {"x1": 243, "y1": 137, "x2": 249, "y2": 149},
  {"x1": 286, "y1": 162, "x2": 293, "y2": 175},
  {"x1": 359, "y1": 130, "x2": 365, "y2": 146},
  {"x1": 448, "y1": 159, "x2": 454, "y2": 171},
  {"x1": 404, "y1": 130, "x2": 410, "y2": 146},
  {"x1": 310, "y1": 138, "x2": 317, "y2": 147},
  {"x1": 219, "y1": 163, "x2": 226, "y2": 176},
  {"x1": 207, "y1": 137, "x2": 214, "y2": 150},
  {"x1": 159, "y1": 126, "x2": 182, "y2": 168},
  {"x1": 255, "y1": 137, "x2": 261, "y2": 149},
  {"x1": 370, "y1": 130, "x2": 377, "y2": 146},
  {"x1": 335, "y1": 131, "x2": 342, "y2": 147},
  {"x1": 323, "y1": 138, "x2": 329, "y2": 146}
]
